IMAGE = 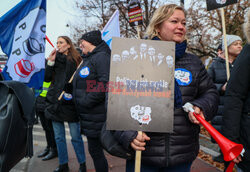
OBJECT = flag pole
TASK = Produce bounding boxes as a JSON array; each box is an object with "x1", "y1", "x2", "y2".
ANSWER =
[{"x1": 180, "y1": 0, "x2": 184, "y2": 7}]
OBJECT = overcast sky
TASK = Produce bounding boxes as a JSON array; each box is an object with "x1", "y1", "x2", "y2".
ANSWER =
[
  {"x1": 0, "y1": 0, "x2": 191, "y2": 56},
  {"x1": 0, "y1": 0, "x2": 81, "y2": 56}
]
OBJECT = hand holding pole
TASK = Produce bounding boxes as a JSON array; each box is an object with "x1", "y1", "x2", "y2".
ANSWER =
[{"x1": 135, "y1": 131, "x2": 142, "y2": 172}]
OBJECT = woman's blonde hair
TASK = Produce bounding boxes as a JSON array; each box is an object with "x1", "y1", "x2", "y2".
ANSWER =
[{"x1": 145, "y1": 4, "x2": 186, "y2": 39}]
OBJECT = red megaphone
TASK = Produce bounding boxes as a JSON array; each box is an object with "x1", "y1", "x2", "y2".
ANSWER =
[{"x1": 183, "y1": 103, "x2": 243, "y2": 172}]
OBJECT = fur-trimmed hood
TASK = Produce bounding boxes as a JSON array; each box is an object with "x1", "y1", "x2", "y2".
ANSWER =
[{"x1": 244, "y1": 10, "x2": 250, "y2": 43}]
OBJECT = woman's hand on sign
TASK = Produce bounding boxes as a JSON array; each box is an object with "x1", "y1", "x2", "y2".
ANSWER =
[
  {"x1": 47, "y1": 48, "x2": 57, "y2": 61},
  {"x1": 188, "y1": 106, "x2": 205, "y2": 125},
  {"x1": 131, "y1": 132, "x2": 150, "y2": 151}
]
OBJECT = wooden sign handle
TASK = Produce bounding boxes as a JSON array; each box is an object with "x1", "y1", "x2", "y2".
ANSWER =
[
  {"x1": 137, "y1": 25, "x2": 141, "y2": 39},
  {"x1": 135, "y1": 24, "x2": 142, "y2": 172},
  {"x1": 220, "y1": 8, "x2": 230, "y2": 81},
  {"x1": 135, "y1": 131, "x2": 142, "y2": 172},
  {"x1": 58, "y1": 60, "x2": 83, "y2": 100},
  {"x1": 135, "y1": 19, "x2": 143, "y2": 172}
]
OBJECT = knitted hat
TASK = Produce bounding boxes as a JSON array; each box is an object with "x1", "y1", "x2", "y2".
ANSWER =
[
  {"x1": 81, "y1": 30, "x2": 102, "y2": 46},
  {"x1": 221, "y1": 34, "x2": 242, "y2": 51}
]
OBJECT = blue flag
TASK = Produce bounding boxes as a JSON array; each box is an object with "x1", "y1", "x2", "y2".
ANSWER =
[
  {"x1": 0, "y1": 0, "x2": 46, "y2": 93},
  {"x1": 102, "y1": 10, "x2": 120, "y2": 49}
]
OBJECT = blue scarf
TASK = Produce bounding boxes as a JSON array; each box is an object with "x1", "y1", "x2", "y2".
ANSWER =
[{"x1": 152, "y1": 36, "x2": 186, "y2": 108}]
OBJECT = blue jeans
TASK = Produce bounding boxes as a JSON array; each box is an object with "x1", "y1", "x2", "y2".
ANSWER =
[
  {"x1": 126, "y1": 159, "x2": 192, "y2": 172},
  {"x1": 52, "y1": 121, "x2": 86, "y2": 165}
]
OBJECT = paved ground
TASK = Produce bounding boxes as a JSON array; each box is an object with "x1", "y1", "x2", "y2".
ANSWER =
[{"x1": 10, "y1": 122, "x2": 222, "y2": 172}]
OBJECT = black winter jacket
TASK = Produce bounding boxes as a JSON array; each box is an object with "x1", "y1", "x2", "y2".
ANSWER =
[
  {"x1": 222, "y1": 44, "x2": 250, "y2": 171},
  {"x1": 73, "y1": 41, "x2": 111, "y2": 138},
  {"x1": 44, "y1": 53, "x2": 79, "y2": 122},
  {"x1": 35, "y1": 96, "x2": 46, "y2": 113},
  {"x1": 207, "y1": 57, "x2": 234, "y2": 133},
  {"x1": 115, "y1": 53, "x2": 219, "y2": 167}
]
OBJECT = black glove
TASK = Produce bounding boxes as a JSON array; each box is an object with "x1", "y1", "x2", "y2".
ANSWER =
[
  {"x1": 63, "y1": 83, "x2": 73, "y2": 94},
  {"x1": 61, "y1": 92, "x2": 74, "y2": 105},
  {"x1": 61, "y1": 83, "x2": 73, "y2": 105}
]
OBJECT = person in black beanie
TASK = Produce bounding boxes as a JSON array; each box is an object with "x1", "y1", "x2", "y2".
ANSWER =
[
  {"x1": 80, "y1": 30, "x2": 103, "y2": 47},
  {"x1": 72, "y1": 30, "x2": 110, "y2": 172}
]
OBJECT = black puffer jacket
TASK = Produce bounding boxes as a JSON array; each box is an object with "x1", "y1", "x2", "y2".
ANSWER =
[
  {"x1": 207, "y1": 57, "x2": 234, "y2": 133},
  {"x1": 222, "y1": 44, "x2": 250, "y2": 171},
  {"x1": 115, "y1": 53, "x2": 219, "y2": 167},
  {"x1": 73, "y1": 41, "x2": 111, "y2": 138},
  {"x1": 35, "y1": 96, "x2": 46, "y2": 113},
  {"x1": 44, "y1": 53, "x2": 79, "y2": 122}
]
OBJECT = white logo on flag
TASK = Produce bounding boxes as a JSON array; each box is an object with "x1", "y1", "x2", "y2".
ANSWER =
[{"x1": 216, "y1": 0, "x2": 227, "y2": 4}]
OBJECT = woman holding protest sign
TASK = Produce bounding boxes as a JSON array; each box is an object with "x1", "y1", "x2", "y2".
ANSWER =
[
  {"x1": 44, "y1": 36, "x2": 86, "y2": 172},
  {"x1": 114, "y1": 4, "x2": 219, "y2": 172}
]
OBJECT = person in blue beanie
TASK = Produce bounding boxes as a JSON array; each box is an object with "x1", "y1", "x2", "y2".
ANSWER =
[{"x1": 114, "y1": 4, "x2": 219, "y2": 172}]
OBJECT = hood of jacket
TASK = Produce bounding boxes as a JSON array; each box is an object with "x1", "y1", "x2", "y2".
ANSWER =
[{"x1": 244, "y1": 10, "x2": 250, "y2": 43}]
